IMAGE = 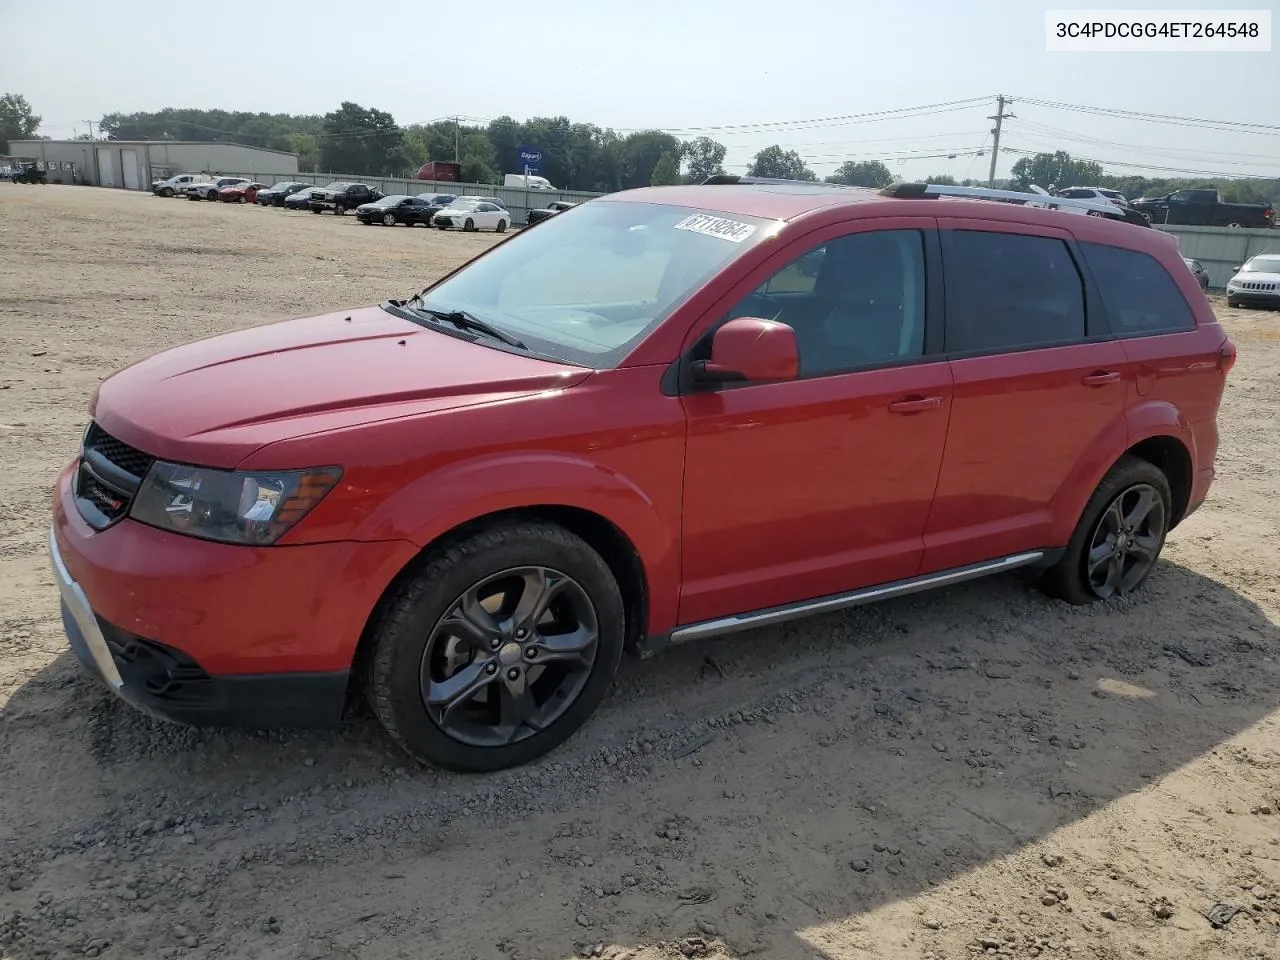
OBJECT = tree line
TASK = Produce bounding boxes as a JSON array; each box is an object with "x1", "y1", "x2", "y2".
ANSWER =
[{"x1": 5, "y1": 92, "x2": 1275, "y2": 203}]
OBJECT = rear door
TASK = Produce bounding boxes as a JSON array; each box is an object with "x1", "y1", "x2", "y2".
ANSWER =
[{"x1": 921, "y1": 220, "x2": 1127, "y2": 573}]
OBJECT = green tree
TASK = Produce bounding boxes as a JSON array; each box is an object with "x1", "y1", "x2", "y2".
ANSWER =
[
  {"x1": 922, "y1": 173, "x2": 958, "y2": 185},
  {"x1": 0, "y1": 93, "x2": 41, "y2": 153},
  {"x1": 650, "y1": 151, "x2": 681, "y2": 186},
  {"x1": 748, "y1": 145, "x2": 815, "y2": 181},
  {"x1": 617, "y1": 130, "x2": 682, "y2": 189},
  {"x1": 286, "y1": 132, "x2": 319, "y2": 172},
  {"x1": 825, "y1": 160, "x2": 894, "y2": 187},
  {"x1": 681, "y1": 136, "x2": 727, "y2": 183},
  {"x1": 1009, "y1": 151, "x2": 1103, "y2": 191},
  {"x1": 319, "y1": 102, "x2": 404, "y2": 176}
]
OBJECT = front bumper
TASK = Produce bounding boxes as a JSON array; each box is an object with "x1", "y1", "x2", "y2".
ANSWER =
[
  {"x1": 1226, "y1": 286, "x2": 1280, "y2": 305},
  {"x1": 50, "y1": 464, "x2": 418, "y2": 728}
]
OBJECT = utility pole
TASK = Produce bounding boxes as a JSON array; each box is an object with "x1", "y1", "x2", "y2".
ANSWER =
[
  {"x1": 82, "y1": 119, "x2": 96, "y2": 140},
  {"x1": 453, "y1": 116, "x2": 461, "y2": 163},
  {"x1": 987, "y1": 95, "x2": 1012, "y2": 188}
]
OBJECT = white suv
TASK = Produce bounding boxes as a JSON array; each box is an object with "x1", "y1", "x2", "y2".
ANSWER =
[{"x1": 152, "y1": 173, "x2": 211, "y2": 198}]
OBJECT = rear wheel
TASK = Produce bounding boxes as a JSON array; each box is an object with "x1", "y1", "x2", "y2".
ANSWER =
[
  {"x1": 496, "y1": 219, "x2": 508, "y2": 233},
  {"x1": 1040, "y1": 455, "x2": 1171, "y2": 605},
  {"x1": 366, "y1": 522, "x2": 624, "y2": 772}
]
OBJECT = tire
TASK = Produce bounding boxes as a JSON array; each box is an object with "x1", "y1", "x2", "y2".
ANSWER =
[
  {"x1": 382, "y1": 213, "x2": 396, "y2": 226},
  {"x1": 366, "y1": 521, "x2": 625, "y2": 772},
  {"x1": 1039, "y1": 455, "x2": 1172, "y2": 605},
  {"x1": 159, "y1": 187, "x2": 174, "y2": 198},
  {"x1": 464, "y1": 218, "x2": 475, "y2": 232},
  {"x1": 206, "y1": 191, "x2": 219, "y2": 201},
  {"x1": 496, "y1": 219, "x2": 508, "y2": 233},
  {"x1": 311, "y1": 207, "x2": 321, "y2": 214},
  {"x1": 1228, "y1": 297, "x2": 1240, "y2": 308},
  {"x1": 334, "y1": 203, "x2": 346, "y2": 215}
]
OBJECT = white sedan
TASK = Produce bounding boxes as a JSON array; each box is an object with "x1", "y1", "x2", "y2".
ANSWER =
[{"x1": 431, "y1": 198, "x2": 510, "y2": 232}]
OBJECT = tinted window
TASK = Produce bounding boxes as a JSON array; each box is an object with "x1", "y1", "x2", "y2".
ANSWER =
[
  {"x1": 723, "y1": 229, "x2": 927, "y2": 377},
  {"x1": 1080, "y1": 242, "x2": 1196, "y2": 336},
  {"x1": 944, "y1": 230, "x2": 1086, "y2": 354}
]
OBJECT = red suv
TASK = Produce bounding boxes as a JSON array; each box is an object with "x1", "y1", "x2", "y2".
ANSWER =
[{"x1": 50, "y1": 178, "x2": 1235, "y2": 771}]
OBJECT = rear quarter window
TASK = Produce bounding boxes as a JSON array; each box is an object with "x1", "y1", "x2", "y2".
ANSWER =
[{"x1": 1079, "y1": 242, "x2": 1196, "y2": 336}]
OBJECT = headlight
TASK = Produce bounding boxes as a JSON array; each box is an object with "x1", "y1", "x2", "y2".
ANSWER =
[{"x1": 130, "y1": 461, "x2": 341, "y2": 546}]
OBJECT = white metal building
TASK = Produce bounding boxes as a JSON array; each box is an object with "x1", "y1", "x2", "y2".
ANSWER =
[{"x1": 6, "y1": 140, "x2": 299, "y2": 189}]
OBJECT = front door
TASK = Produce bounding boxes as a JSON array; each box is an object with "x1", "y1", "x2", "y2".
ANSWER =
[
  {"x1": 679, "y1": 220, "x2": 953, "y2": 626},
  {"x1": 921, "y1": 220, "x2": 1127, "y2": 573}
]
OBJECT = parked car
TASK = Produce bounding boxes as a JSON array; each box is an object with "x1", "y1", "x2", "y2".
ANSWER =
[
  {"x1": 308, "y1": 182, "x2": 384, "y2": 215},
  {"x1": 456, "y1": 194, "x2": 508, "y2": 211},
  {"x1": 355, "y1": 195, "x2": 444, "y2": 226},
  {"x1": 527, "y1": 200, "x2": 578, "y2": 225},
  {"x1": 1056, "y1": 186, "x2": 1129, "y2": 206},
  {"x1": 1182, "y1": 257, "x2": 1210, "y2": 292},
  {"x1": 186, "y1": 177, "x2": 251, "y2": 201},
  {"x1": 152, "y1": 173, "x2": 211, "y2": 197},
  {"x1": 50, "y1": 177, "x2": 1235, "y2": 773},
  {"x1": 219, "y1": 181, "x2": 268, "y2": 203},
  {"x1": 1130, "y1": 188, "x2": 1275, "y2": 228},
  {"x1": 1225, "y1": 253, "x2": 1280, "y2": 308},
  {"x1": 256, "y1": 182, "x2": 312, "y2": 207},
  {"x1": 283, "y1": 186, "x2": 324, "y2": 211},
  {"x1": 432, "y1": 197, "x2": 510, "y2": 232}
]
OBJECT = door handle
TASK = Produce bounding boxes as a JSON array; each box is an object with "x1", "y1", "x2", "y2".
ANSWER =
[
  {"x1": 1081, "y1": 371, "x2": 1120, "y2": 387},
  {"x1": 887, "y1": 395, "x2": 943, "y2": 414}
]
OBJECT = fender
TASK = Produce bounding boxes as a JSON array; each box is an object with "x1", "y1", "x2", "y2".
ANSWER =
[
  {"x1": 1047, "y1": 399, "x2": 1194, "y2": 545},
  {"x1": 349, "y1": 451, "x2": 681, "y2": 637}
]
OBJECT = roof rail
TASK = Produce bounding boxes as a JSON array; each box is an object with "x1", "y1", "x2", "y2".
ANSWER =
[
  {"x1": 880, "y1": 182, "x2": 1126, "y2": 220},
  {"x1": 701, "y1": 174, "x2": 858, "y2": 189}
]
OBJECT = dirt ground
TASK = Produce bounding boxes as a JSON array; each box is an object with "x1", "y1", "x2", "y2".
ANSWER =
[{"x1": 1, "y1": 185, "x2": 1278, "y2": 960}]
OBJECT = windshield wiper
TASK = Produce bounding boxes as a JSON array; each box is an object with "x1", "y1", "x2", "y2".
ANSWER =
[{"x1": 404, "y1": 296, "x2": 527, "y2": 349}]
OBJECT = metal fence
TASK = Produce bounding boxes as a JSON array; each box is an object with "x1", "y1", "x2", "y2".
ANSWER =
[
  {"x1": 1155, "y1": 224, "x2": 1280, "y2": 289},
  {"x1": 224, "y1": 171, "x2": 606, "y2": 226}
]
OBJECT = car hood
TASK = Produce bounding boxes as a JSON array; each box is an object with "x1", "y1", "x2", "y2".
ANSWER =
[
  {"x1": 1231, "y1": 271, "x2": 1280, "y2": 284},
  {"x1": 91, "y1": 305, "x2": 591, "y2": 469}
]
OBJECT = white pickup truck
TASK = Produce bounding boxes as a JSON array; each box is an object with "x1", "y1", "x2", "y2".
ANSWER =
[{"x1": 151, "y1": 173, "x2": 212, "y2": 197}]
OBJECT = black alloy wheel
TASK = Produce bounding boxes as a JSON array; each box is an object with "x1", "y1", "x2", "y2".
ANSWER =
[
  {"x1": 367, "y1": 522, "x2": 625, "y2": 772},
  {"x1": 1084, "y1": 483, "x2": 1167, "y2": 599}
]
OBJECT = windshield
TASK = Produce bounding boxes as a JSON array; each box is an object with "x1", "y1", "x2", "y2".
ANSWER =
[
  {"x1": 1244, "y1": 256, "x2": 1280, "y2": 273},
  {"x1": 324, "y1": 181, "x2": 351, "y2": 190},
  {"x1": 376, "y1": 195, "x2": 409, "y2": 205},
  {"x1": 415, "y1": 200, "x2": 776, "y2": 368},
  {"x1": 446, "y1": 199, "x2": 480, "y2": 210}
]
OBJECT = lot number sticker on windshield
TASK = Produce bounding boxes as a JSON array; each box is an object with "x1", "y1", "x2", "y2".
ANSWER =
[{"x1": 674, "y1": 214, "x2": 757, "y2": 243}]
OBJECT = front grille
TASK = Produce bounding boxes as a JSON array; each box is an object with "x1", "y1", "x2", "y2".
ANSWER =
[
  {"x1": 1241, "y1": 281, "x2": 1276, "y2": 291},
  {"x1": 75, "y1": 423, "x2": 155, "y2": 529},
  {"x1": 86, "y1": 423, "x2": 154, "y2": 477}
]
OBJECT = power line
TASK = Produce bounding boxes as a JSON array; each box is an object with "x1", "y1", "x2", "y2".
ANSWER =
[
  {"x1": 615, "y1": 97, "x2": 993, "y2": 135},
  {"x1": 1008, "y1": 127, "x2": 1279, "y2": 173},
  {"x1": 1009, "y1": 116, "x2": 1280, "y2": 165},
  {"x1": 1013, "y1": 96, "x2": 1280, "y2": 138}
]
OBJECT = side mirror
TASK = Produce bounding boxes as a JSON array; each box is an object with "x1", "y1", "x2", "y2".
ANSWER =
[
  {"x1": 692, "y1": 317, "x2": 799, "y2": 385},
  {"x1": 1232, "y1": 265, "x2": 1242, "y2": 272}
]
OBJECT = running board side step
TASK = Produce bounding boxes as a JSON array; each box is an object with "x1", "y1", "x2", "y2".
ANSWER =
[{"x1": 668, "y1": 551, "x2": 1046, "y2": 644}]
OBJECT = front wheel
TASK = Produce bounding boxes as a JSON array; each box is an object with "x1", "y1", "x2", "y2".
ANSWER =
[
  {"x1": 1040, "y1": 455, "x2": 1172, "y2": 605},
  {"x1": 311, "y1": 207, "x2": 321, "y2": 214},
  {"x1": 382, "y1": 213, "x2": 396, "y2": 226},
  {"x1": 366, "y1": 522, "x2": 625, "y2": 772},
  {"x1": 463, "y1": 218, "x2": 475, "y2": 232},
  {"x1": 334, "y1": 203, "x2": 346, "y2": 215},
  {"x1": 1228, "y1": 297, "x2": 1241, "y2": 308},
  {"x1": 159, "y1": 187, "x2": 174, "y2": 198}
]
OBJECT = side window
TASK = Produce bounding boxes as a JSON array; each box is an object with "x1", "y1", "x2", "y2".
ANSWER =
[
  {"x1": 723, "y1": 229, "x2": 928, "y2": 377},
  {"x1": 1080, "y1": 242, "x2": 1196, "y2": 336},
  {"x1": 943, "y1": 230, "x2": 1086, "y2": 354}
]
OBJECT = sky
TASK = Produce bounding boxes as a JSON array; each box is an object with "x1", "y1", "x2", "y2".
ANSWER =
[{"x1": 2, "y1": 0, "x2": 1276, "y2": 183}]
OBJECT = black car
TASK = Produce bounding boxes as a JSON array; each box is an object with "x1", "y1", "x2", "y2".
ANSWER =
[
  {"x1": 256, "y1": 182, "x2": 312, "y2": 207},
  {"x1": 527, "y1": 200, "x2": 578, "y2": 225},
  {"x1": 355, "y1": 194, "x2": 444, "y2": 227},
  {"x1": 1183, "y1": 257, "x2": 1210, "y2": 292}
]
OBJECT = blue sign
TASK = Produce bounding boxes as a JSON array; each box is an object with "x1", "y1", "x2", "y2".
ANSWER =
[{"x1": 516, "y1": 144, "x2": 543, "y2": 173}]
